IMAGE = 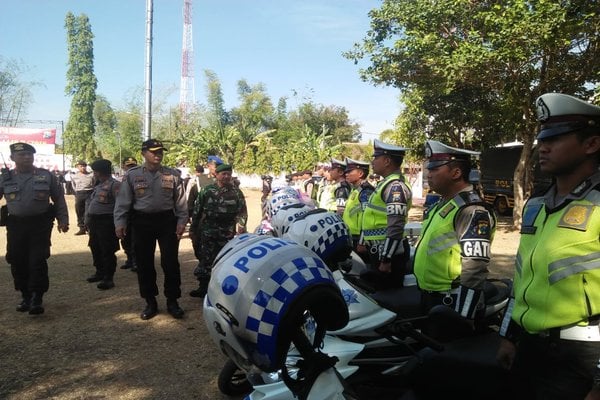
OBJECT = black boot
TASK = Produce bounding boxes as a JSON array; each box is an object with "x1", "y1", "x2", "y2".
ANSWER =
[
  {"x1": 86, "y1": 273, "x2": 103, "y2": 283},
  {"x1": 140, "y1": 296, "x2": 158, "y2": 320},
  {"x1": 16, "y1": 291, "x2": 31, "y2": 312},
  {"x1": 166, "y1": 298, "x2": 184, "y2": 319},
  {"x1": 97, "y1": 278, "x2": 115, "y2": 290},
  {"x1": 29, "y1": 292, "x2": 44, "y2": 315},
  {"x1": 189, "y1": 279, "x2": 209, "y2": 298}
]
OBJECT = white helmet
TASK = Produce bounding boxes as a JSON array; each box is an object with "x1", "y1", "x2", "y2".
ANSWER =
[
  {"x1": 283, "y1": 208, "x2": 352, "y2": 269},
  {"x1": 270, "y1": 202, "x2": 315, "y2": 237},
  {"x1": 203, "y1": 234, "x2": 348, "y2": 372},
  {"x1": 266, "y1": 187, "x2": 302, "y2": 220}
]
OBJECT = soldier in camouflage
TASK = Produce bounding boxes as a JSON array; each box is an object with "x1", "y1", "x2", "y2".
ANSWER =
[{"x1": 189, "y1": 163, "x2": 247, "y2": 297}]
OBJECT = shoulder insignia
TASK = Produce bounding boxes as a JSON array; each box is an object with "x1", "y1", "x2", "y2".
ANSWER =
[
  {"x1": 439, "y1": 202, "x2": 456, "y2": 218},
  {"x1": 557, "y1": 204, "x2": 593, "y2": 231}
]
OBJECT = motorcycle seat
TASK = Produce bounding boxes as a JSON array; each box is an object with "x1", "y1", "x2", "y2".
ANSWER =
[{"x1": 368, "y1": 285, "x2": 424, "y2": 318}]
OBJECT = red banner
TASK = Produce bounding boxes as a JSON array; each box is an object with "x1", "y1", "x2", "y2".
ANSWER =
[{"x1": 0, "y1": 127, "x2": 57, "y2": 145}]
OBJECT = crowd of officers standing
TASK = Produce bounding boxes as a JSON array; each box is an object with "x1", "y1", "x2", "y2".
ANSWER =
[
  {"x1": 0, "y1": 92, "x2": 599, "y2": 398},
  {"x1": 0, "y1": 138, "x2": 247, "y2": 322}
]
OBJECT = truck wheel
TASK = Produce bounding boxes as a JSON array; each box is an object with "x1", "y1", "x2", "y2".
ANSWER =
[{"x1": 494, "y1": 197, "x2": 510, "y2": 216}]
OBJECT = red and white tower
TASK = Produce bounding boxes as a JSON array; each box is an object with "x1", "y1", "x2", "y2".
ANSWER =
[{"x1": 180, "y1": 0, "x2": 195, "y2": 120}]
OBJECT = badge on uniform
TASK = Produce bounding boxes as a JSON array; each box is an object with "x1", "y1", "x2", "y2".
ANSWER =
[{"x1": 557, "y1": 204, "x2": 592, "y2": 231}]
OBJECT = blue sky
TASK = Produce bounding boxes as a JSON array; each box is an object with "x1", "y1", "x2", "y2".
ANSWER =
[{"x1": 0, "y1": 0, "x2": 401, "y2": 142}]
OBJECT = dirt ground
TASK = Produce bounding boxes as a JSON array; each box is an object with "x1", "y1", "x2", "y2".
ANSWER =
[{"x1": 0, "y1": 189, "x2": 520, "y2": 400}]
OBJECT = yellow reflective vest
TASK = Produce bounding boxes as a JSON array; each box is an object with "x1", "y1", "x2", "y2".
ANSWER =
[
  {"x1": 414, "y1": 193, "x2": 464, "y2": 291},
  {"x1": 343, "y1": 183, "x2": 373, "y2": 237},
  {"x1": 512, "y1": 190, "x2": 600, "y2": 333},
  {"x1": 362, "y1": 173, "x2": 411, "y2": 241}
]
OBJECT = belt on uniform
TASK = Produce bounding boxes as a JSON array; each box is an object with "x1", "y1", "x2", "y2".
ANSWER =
[
  {"x1": 422, "y1": 288, "x2": 460, "y2": 305},
  {"x1": 423, "y1": 287, "x2": 460, "y2": 296},
  {"x1": 538, "y1": 321, "x2": 600, "y2": 342},
  {"x1": 134, "y1": 210, "x2": 174, "y2": 218}
]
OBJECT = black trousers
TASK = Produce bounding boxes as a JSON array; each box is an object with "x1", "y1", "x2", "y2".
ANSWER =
[
  {"x1": 75, "y1": 191, "x2": 92, "y2": 229},
  {"x1": 87, "y1": 214, "x2": 119, "y2": 279},
  {"x1": 132, "y1": 211, "x2": 181, "y2": 299},
  {"x1": 120, "y1": 218, "x2": 136, "y2": 267},
  {"x1": 6, "y1": 213, "x2": 53, "y2": 293},
  {"x1": 511, "y1": 332, "x2": 599, "y2": 399}
]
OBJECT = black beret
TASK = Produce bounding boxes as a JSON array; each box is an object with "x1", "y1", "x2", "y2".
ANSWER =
[{"x1": 90, "y1": 159, "x2": 112, "y2": 175}]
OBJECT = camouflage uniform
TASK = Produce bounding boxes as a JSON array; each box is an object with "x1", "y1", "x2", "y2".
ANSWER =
[{"x1": 190, "y1": 182, "x2": 247, "y2": 292}]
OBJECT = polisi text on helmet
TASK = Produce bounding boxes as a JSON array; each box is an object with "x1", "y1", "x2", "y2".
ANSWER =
[{"x1": 233, "y1": 238, "x2": 293, "y2": 273}]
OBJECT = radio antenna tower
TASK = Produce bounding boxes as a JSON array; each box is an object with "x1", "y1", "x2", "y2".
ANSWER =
[{"x1": 180, "y1": 0, "x2": 195, "y2": 121}]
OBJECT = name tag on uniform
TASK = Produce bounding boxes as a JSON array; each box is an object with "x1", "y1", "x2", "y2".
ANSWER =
[{"x1": 161, "y1": 175, "x2": 175, "y2": 189}]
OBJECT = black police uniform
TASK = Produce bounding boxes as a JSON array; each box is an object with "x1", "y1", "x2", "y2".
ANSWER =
[
  {"x1": 0, "y1": 142, "x2": 69, "y2": 314},
  {"x1": 114, "y1": 140, "x2": 188, "y2": 320},
  {"x1": 85, "y1": 159, "x2": 121, "y2": 289}
]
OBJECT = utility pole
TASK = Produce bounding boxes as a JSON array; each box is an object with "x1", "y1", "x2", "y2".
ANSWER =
[
  {"x1": 143, "y1": 0, "x2": 153, "y2": 140},
  {"x1": 180, "y1": 0, "x2": 195, "y2": 122}
]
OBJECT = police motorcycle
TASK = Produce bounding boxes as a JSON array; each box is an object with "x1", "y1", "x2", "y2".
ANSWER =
[
  {"x1": 204, "y1": 234, "x2": 513, "y2": 400},
  {"x1": 212, "y1": 207, "x2": 512, "y2": 398}
]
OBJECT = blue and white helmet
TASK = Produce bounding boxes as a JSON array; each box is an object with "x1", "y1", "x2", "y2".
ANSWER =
[
  {"x1": 266, "y1": 187, "x2": 302, "y2": 220},
  {"x1": 282, "y1": 208, "x2": 352, "y2": 269},
  {"x1": 270, "y1": 202, "x2": 315, "y2": 237},
  {"x1": 203, "y1": 234, "x2": 348, "y2": 372}
]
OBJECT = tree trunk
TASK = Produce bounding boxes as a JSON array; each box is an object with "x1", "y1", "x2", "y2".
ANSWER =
[{"x1": 512, "y1": 128, "x2": 536, "y2": 229}]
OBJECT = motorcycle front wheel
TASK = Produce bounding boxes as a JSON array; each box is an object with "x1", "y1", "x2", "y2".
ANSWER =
[{"x1": 218, "y1": 359, "x2": 253, "y2": 396}]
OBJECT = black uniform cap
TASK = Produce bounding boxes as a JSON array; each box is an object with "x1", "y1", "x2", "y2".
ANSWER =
[
  {"x1": 10, "y1": 142, "x2": 36, "y2": 154},
  {"x1": 141, "y1": 139, "x2": 168, "y2": 152}
]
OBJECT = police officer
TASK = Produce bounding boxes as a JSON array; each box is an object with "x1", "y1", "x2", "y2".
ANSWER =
[
  {"x1": 358, "y1": 139, "x2": 412, "y2": 287},
  {"x1": 0, "y1": 142, "x2": 69, "y2": 314},
  {"x1": 189, "y1": 163, "x2": 247, "y2": 298},
  {"x1": 414, "y1": 140, "x2": 496, "y2": 320},
  {"x1": 119, "y1": 157, "x2": 138, "y2": 271},
  {"x1": 114, "y1": 139, "x2": 188, "y2": 320},
  {"x1": 71, "y1": 160, "x2": 95, "y2": 235},
  {"x1": 260, "y1": 174, "x2": 273, "y2": 211},
  {"x1": 342, "y1": 157, "x2": 375, "y2": 259},
  {"x1": 304, "y1": 163, "x2": 327, "y2": 202},
  {"x1": 496, "y1": 93, "x2": 600, "y2": 399},
  {"x1": 84, "y1": 159, "x2": 121, "y2": 290},
  {"x1": 319, "y1": 158, "x2": 351, "y2": 215}
]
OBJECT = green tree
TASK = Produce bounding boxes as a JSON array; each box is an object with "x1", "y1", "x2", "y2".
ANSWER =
[
  {"x1": 345, "y1": 0, "x2": 600, "y2": 225},
  {"x1": 287, "y1": 102, "x2": 361, "y2": 144},
  {"x1": 0, "y1": 57, "x2": 36, "y2": 126},
  {"x1": 230, "y1": 79, "x2": 276, "y2": 155},
  {"x1": 93, "y1": 95, "x2": 117, "y2": 162},
  {"x1": 64, "y1": 12, "x2": 98, "y2": 163}
]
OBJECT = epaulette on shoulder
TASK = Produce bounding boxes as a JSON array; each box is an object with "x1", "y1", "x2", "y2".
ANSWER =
[{"x1": 126, "y1": 165, "x2": 141, "y2": 173}]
